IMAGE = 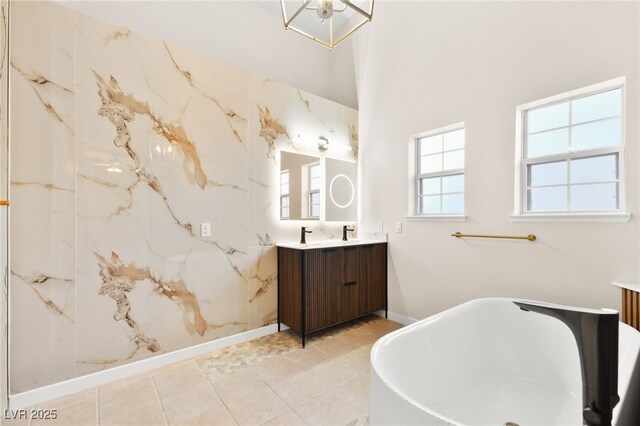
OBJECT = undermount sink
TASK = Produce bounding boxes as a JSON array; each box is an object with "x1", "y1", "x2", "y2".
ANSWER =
[{"x1": 277, "y1": 239, "x2": 384, "y2": 250}]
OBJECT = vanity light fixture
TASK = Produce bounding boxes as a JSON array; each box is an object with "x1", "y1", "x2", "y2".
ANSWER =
[
  {"x1": 280, "y1": 0, "x2": 375, "y2": 49},
  {"x1": 318, "y1": 136, "x2": 329, "y2": 151}
]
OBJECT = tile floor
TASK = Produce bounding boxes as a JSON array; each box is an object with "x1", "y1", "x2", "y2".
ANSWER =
[{"x1": 5, "y1": 315, "x2": 402, "y2": 426}]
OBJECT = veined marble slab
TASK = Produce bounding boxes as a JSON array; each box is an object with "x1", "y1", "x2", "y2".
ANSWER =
[{"x1": 8, "y1": 0, "x2": 357, "y2": 392}]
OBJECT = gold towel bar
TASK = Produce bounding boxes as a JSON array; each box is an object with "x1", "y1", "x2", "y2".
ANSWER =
[
  {"x1": 451, "y1": 232, "x2": 536, "y2": 242},
  {"x1": 0, "y1": 200, "x2": 8, "y2": 206}
]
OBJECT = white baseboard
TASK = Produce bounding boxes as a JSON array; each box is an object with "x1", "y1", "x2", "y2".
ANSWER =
[
  {"x1": 9, "y1": 323, "x2": 285, "y2": 410},
  {"x1": 374, "y1": 310, "x2": 417, "y2": 326},
  {"x1": 9, "y1": 311, "x2": 414, "y2": 410}
]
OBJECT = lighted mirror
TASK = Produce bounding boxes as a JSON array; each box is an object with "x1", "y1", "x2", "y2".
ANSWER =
[
  {"x1": 325, "y1": 158, "x2": 357, "y2": 222},
  {"x1": 280, "y1": 151, "x2": 321, "y2": 220}
]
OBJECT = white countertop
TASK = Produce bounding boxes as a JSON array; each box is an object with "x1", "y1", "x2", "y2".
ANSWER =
[
  {"x1": 612, "y1": 282, "x2": 640, "y2": 293},
  {"x1": 277, "y1": 239, "x2": 386, "y2": 250}
]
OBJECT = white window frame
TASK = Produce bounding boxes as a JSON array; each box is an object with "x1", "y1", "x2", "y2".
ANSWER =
[
  {"x1": 406, "y1": 122, "x2": 467, "y2": 222},
  {"x1": 307, "y1": 162, "x2": 320, "y2": 219},
  {"x1": 512, "y1": 77, "x2": 630, "y2": 222},
  {"x1": 280, "y1": 169, "x2": 290, "y2": 219}
]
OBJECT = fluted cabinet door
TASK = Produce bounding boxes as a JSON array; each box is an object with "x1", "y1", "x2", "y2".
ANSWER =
[
  {"x1": 359, "y1": 244, "x2": 387, "y2": 314},
  {"x1": 340, "y1": 246, "x2": 360, "y2": 321},
  {"x1": 305, "y1": 248, "x2": 340, "y2": 332}
]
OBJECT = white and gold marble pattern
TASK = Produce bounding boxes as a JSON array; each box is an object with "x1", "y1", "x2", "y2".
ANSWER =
[
  {"x1": 0, "y1": 0, "x2": 9, "y2": 412},
  {"x1": 9, "y1": 0, "x2": 76, "y2": 392},
  {"x1": 73, "y1": 9, "x2": 249, "y2": 375},
  {"x1": 8, "y1": 0, "x2": 358, "y2": 392}
]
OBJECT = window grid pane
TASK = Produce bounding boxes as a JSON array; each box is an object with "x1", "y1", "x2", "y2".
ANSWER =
[
  {"x1": 523, "y1": 84, "x2": 623, "y2": 213},
  {"x1": 309, "y1": 191, "x2": 320, "y2": 217},
  {"x1": 416, "y1": 126, "x2": 465, "y2": 215},
  {"x1": 280, "y1": 171, "x2": 289, "y2": 195},
  {"x1": 280, "y1": 195, "x2": 290, "y2": 218}
]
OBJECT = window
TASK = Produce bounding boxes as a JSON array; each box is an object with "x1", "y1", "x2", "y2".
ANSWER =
[
  {"x1": 414, "y1": 125, "x2": 465, "y2": 215},
  {"x1": 515, "y1": 78, "x2": 626, "y2": 219},
  {"x1": 280, "y1": 170, "x2": 289, "y2": 219},
  {"x1": 308, "y1": 163, "x2": 320, "y2": 218}
]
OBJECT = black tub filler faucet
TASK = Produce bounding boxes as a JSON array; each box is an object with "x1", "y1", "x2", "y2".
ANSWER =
[{"x1": 514, "y1": 300, "x2": 619, "y2": 426}]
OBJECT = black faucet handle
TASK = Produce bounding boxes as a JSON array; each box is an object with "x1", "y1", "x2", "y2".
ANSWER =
[
  {"x1": 342, "y1": 225, "x2": 355, "y2": 241},
  {"x1": 300, "y1": 226, "x2": 312, "y2": 244}
]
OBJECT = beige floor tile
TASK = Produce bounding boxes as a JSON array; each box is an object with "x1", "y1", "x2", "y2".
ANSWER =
[
  {"x1": 210, "y1": 369, "x2": 268, "y2": 403},
  {"x1": 1, "y1": 418, "x2": 30, "y2": 426},
  {"x1": 294, "y1": 391, "x2": 361, "y2": 426},
  {"x1": 283, "y1": 346, "x2": 331, "y2": 370},
  {"x1": 152, "y1": 363, "x2": 210, "y2": 400},
  {"x1": 152, "y1": 361, "x2": 205, "y2": 390},
  {"x1": 346, "y1": 414, "x2": 370, "y2": 426},
  {"x1": 31, "y1": 398, "x2": 97, "y2": 426},
  {"x1": 99, "y1": 377, "x2": 160, "y2": 422},
  {"x1": 178, "y1": 405, "x2": 237, "y2": 426},
  {"x1": 271, "y1": 371, "x2": 327, "y2": 408},
  {"x1": 312, "y1": 336, "x2": 358, "y2": 357},
  {"x1": 225, "y1": 388, "x2": 289, "y2": 425},
  {"x1": 332, "y1": 375, "x2": 370, "y2": 414},
  {"x1": 100, "y1": 400, "x2": 166, "y2": 426},
  {"x1": 374, "y1": 319, "x2": 403, "y2": 331},
  {"x1": 359, "y1": 320, "x2": 402, "y2": 339},
  {"x1": 304, "y1": 359, "x2": 358, "y2": 389},
  {"x1": 338, "y1": 328, "x2": 377, "y2": 347},
  {"x1": 160, "y1": 382, "x2": 222, "y2": 425},
  {"x1": 251, "y1": 356, "x2": 302, "y2": 385},
  {"x1": 37, "y1": 388, "x2": 97, "y2": 410},
  {"x1": 261, "y1": 410, "x2": 306, "y2": 426},
  {"x1": 335, "y1": 347, "x2": 371, "y2": 376}
]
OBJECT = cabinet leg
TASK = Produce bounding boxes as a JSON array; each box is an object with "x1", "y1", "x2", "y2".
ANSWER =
[
  {"x1": 385, "y1": 310, "x2": 388, "y2": 319},
  {"x1": 302, "y1": 334, "x2": 306, "y2": 348},
  {"x1": 277, "y1": 322, "x2": 281, "y2": 332}
]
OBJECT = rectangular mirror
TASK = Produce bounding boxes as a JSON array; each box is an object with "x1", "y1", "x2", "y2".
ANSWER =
[
  {"x1": 325, "y1": 158, "x2": 357, "y2": 222},
  {"x1": 280, "y1": 151, "x2": 321, "y2": 220}
]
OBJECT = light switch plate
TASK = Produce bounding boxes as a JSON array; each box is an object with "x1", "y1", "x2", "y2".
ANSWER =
[
  {"x1": 377, "y1": 222, "x2": 384, "y2": 232},
  {"x1": 395, "y1": 222, "x2": 402, "y2": 233},
  {"x1": 200, "y1": 223, "x2": 211, "y2": 238}
]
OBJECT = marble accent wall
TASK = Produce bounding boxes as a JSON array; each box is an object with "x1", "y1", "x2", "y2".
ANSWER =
[
  {"x1": 9, "y1": 1, "x2": 358, "y2": 393},
  {"x1": 1, "y1": 0, "x2": 9, "y2": 411}
]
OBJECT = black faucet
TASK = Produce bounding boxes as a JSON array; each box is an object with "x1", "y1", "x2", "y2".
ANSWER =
[
  {"x1": 342, "y1": 225, "x2": 355, "y2": 241},
  {"x1": 514, "y1": 300, "x2": 619, "y2": 426},
  {"x1": 300, "y1": 226, "x2": 312, "y2": 244}
]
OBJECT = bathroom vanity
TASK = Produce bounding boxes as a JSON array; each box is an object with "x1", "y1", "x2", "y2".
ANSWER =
[{"x1": 277, "y1": 240, "x2": 387, "y2": 346}]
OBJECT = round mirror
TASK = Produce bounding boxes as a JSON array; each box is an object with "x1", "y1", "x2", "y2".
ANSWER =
[{"x1": 329, "y1": 174, "x2": 355, "y2": 208}]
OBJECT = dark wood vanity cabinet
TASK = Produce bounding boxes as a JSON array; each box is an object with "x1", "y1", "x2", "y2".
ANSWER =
[{"x1": 277, "y1": 243, "x2": 387, "y2": 346}]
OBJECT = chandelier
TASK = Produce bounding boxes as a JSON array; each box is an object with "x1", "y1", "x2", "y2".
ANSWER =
[{"x1": 280, "y1": 0, "x2": 375, "y2": 49}]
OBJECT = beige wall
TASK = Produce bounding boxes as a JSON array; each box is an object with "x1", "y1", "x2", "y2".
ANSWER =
[{"x1": 353, "y1": 1, "x2": 640, "y2": 319}]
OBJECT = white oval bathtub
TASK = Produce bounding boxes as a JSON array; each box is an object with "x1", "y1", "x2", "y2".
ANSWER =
[{"x1": 370, "y1": 298, "x2": 640, "y2": 426}]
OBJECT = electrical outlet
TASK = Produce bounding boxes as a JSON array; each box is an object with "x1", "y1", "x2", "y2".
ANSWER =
[
  {"x1": 395, "y1": 222, "x2": 402, "y2": 233},
  {"x1": 200, "y1": 223, "x2": 211, "y2": 238},
  {"x1": 377, "y1": 222, "x2": 384, "y2": 232}
]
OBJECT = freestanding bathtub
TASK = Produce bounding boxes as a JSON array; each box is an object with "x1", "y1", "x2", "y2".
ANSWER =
[{"x1": 370, "y1": 298, "x2": 640, "y2": 425}]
